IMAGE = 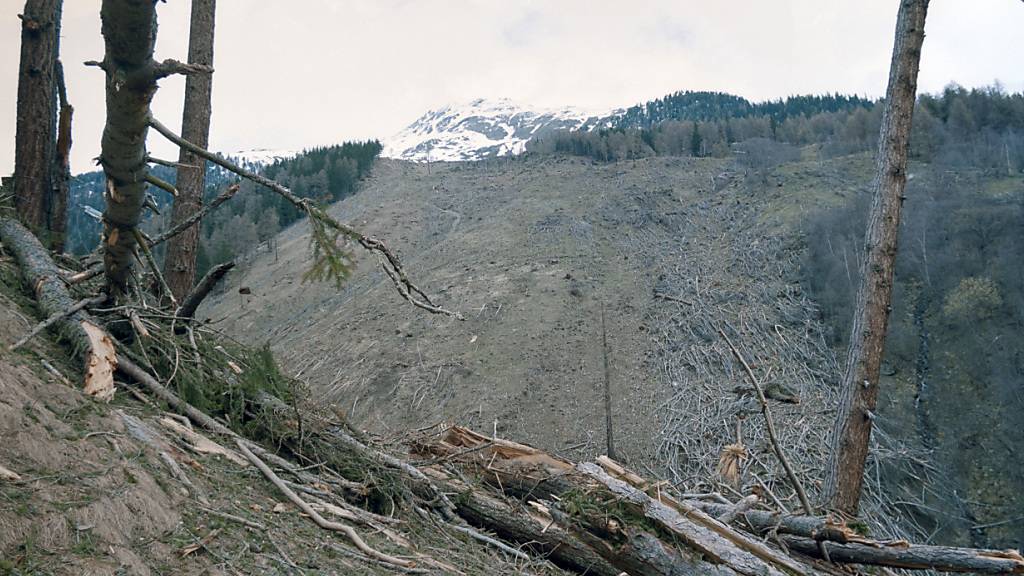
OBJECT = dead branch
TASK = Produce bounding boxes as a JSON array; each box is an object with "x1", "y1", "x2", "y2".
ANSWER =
[
  {"x1": 152, "y1": 58, "x2": 214, "y2": 79},
  {"x1": 144, "y1": 173, "x2": 178, "y2": 197},
  {"x1": 716, "y1": 494, "x2": 759, "y2": 525},
  {"x1": 176, "y1": 261, "x2": 234, "y2": 320},
  {"x1": 9, "y1": 293, "x2": 106, "y2": 351},
  {"x1": 199, "y1": 507, "x2": 266, "y2": 531},
  {"x1": 133, "y1": 228, "x2": 177, "y2": 306},
  {"x1": 720, "y1": 328, "x2": 813, "y2": 515},
  {"x1": 148, "y1": 117, "x2": 462, "y2": 320},
  {"x1": 0, "y1": 463, "x2": 21, "y2": 482},
  {"x1": 235, "y1": 439, "x2": 417, "y2": 569},
  {"x1": 148, "y1": 183, "x2": 239, "y2": 249}
]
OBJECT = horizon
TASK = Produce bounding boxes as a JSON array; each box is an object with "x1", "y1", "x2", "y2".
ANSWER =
[{"x1": 2, "y1": 1, "x2": 1022, "y2": 175}]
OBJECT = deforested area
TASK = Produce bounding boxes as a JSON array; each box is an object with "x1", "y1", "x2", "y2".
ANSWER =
[{"x1": 2, "y1": 1, "x2": 1023, "y2": 575}]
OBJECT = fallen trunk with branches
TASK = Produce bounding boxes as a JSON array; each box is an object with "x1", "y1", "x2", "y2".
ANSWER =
[
  {"x1": 2, "y1": 219, "x2": 1021, "y2": 575},
  {"x1": 412, "y1": 426, "x2": 1024, "y2": 576}
]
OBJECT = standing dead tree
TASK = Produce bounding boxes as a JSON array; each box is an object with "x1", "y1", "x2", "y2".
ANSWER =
[
  {"x1": 823, "y1": 0, "x2": 930, "y2": 515},
  {"x1": 163, "y1": 0, "x2": 216, "y2": 301},
  {"x1": 13, "y1": 0, "x2": 63, "y2": 246}
]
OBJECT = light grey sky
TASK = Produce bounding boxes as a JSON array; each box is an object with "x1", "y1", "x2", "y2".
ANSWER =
[{"x1": 1, "y1": 1, "x2": 1021, "y2": 175}]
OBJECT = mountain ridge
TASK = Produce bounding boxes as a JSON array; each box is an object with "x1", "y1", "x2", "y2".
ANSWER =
[{"x1": 382, "y1": 98, "x2": 617, "y2": 162}]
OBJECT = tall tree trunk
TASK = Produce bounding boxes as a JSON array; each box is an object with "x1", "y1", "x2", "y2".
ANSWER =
[
  {"x1": 96, "y1": 0, "x2": 210, "y2": 298},
  {"x1": 13, "y1": 0, "x2": 61, "y2": 241},
  {"x1": 823, "y1": 0, "x2": 929, "y2": 515},
  {"x1": 164, "y1": 0, "x2": 216, "y2": 301},
  {"x1": 98, "y1": 0, "x2": 158, "y2": 298}
]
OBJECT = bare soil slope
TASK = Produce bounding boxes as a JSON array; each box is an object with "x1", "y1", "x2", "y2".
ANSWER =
[
  {"x1": 0, "y1": 255, "x2": 571, "y2": 575},
  {"x1": 203, "y1": 156, "x2": 851, "y2": 499}
]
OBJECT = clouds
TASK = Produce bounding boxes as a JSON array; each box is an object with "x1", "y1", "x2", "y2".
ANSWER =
[{"x1": 1, "y1": 1, "x2": 1021, "y2": 175}]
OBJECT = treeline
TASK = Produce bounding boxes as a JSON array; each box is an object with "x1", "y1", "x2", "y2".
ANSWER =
[
  {"x1": 614, "y1": 90, "x2": 874, "y2": 127},
  {"x1": 196, "y1": 141, "x2": 381, "y2": 272},
  {"x1": 66, "y1": 140, "x2": 382, "y2": 276},
  {"x1": 527, "y1": 85, "x2": 1024, "y2": 173}
]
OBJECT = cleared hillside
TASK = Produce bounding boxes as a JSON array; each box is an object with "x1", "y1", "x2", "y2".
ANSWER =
[
  {"x1": 204, "y1": 156, "x2": 847, "y2": 515},
  {"x1": 204, "y1": 154, "x2": 1022, "y2": 549}
]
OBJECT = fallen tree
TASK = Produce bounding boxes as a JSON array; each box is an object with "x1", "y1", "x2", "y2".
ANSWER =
[
  {"x1": 2, "y1": 221, "x2": 1022, "y2": 575},
  {"x1": 0, "y1": 217, "x2": 115, "y2": 400},
  {"x1": 414, "y1": 426, "x2": 1024, "y2": 576}
]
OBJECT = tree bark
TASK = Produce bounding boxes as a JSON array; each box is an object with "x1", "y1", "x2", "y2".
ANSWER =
[
  {"x1": 823, "y1": 0, "x2": 929, "y2": 515},
  {"x1": 13, "y1": 0, "x2": 61, "y2": 241},
  {"x1": 164, "y1": 0, "x2": 216, "y2": 301},
  {"x1": 0, "y1": 217, "x2": 116, "y2": 401},
  {"x1": 781, "y1": 536, "x2": 1024, "y2": 574},
  {"x1": 96, "y1": 0, "x2": 211, "y2": 298},
  {"x1": 49, "y1": 59, "x2": 72, "y2": 253},
  {"x1": 176, "y1": 261, "x2": 233, "y2": 320}
]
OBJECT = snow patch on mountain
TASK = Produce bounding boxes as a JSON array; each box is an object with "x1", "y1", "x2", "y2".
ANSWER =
[
  {"x1": 383, "y1": 98, "x2": 617, "y2": 162},
  {"x1": 222, "y1": 148, "x2": 300, "y2": 167}
]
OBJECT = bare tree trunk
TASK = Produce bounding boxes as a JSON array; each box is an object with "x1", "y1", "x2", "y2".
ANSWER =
[
  {"x1": 823, "y1": 0, "x2": 929, "y2": 515},
  {"x1": 49, "y1": 59, "x2": 72, "y2": 253},
  {"x1": 13, "y1": 0, "x2": 61, "y2": 241},
  {"x1": 95, "y1": 0, "x2": 210, "y2": 298},
  {"x1": 164, "y1": 0, "x2": 216, "y2": 301}
]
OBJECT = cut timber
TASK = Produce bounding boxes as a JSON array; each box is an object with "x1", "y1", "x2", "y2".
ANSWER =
[
  {"x1": 691, "y1": 502, "x2": 860, "y2": 544},
  {"x1": 418, "y1": 468, "x2": 625, "y2": 576},
  {"x1": 81, "y1": 320, "x2": 116, "y2": 401},
  {"x1": 782, "y1": 536, "x2": 1024, "y2": 574},
  {"x1": 0, "y1": 217, "x2": 116, "y2": 401},
  {"x1": 416, "y1": 426, "x2": 824, "y2": 576},
  {"x1": 157, "y1": 416, "x2": 246, "y2": 466},
  {"x1": 579, "y1": 462, "x2": 807, "y2": 576}
]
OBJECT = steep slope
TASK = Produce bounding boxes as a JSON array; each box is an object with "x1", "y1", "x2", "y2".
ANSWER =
[
  {"x1": 203, "y1": 153, "x2": 1022, "y2": 549},
  {"x1": 0, "y1": 251, "x2": 572, "y2": 575},
  {"x1": 201, "y1": 156, "x2": 849, "y2": 518},
  {"x1": 382, "y1": 98, "x2": 613, "y2": 162}
]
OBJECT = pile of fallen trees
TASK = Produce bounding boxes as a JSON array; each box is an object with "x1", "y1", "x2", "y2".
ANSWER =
[
  {"x1": 411, "y1": 426, "x2": 1024, "y2": 576},
  {"x1": 1, "y1": 214, "x2": 1022, "y2": 575}
]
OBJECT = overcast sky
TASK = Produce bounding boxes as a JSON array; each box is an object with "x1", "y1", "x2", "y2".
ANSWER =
[{"x1": 1, "y1": 1, "x2": 1021, "y2": 174}]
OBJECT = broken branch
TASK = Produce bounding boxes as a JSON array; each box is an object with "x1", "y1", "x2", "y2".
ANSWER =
[
  {"x1": 235, "y1": 439, "x2": 417, "y2": 569},
  {"x1": 148, "y1": 117, "x2": 462, "y2": 319}
]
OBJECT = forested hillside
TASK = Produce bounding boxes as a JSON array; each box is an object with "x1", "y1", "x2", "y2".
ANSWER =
[
  {"x1": 528, "y1": 85, "x2": 1024, "y2": 168},
  {"x1": 65, "y1": 140, "x2": 382, "y2": 275}
]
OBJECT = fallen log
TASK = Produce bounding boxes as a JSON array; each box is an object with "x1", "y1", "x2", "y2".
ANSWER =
[
  {"x1": 578, "y1": 462, "x2": 810, "y2": 576},
  {"x1": 691, "y1": 502, "x2": 859, "y2": 543},
  {"x1": 176, "y1": 261, "x2": 234, "y2": 320},
  {"x1": 419, "y1": 467, "x2": 646, "y2": 576},
  {"x1": 0, "y1": 217, "x2": 116, "y2": 400},
  {"x1": 781, "y1": 536, "x2": 1024, "y2": 574},
  {"x1": 417, "y1": 426, "x2": 826, "y2": 576}
]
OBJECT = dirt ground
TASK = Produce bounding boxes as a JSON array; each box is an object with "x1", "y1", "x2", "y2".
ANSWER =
[
  {"x1": 204, "y1": 156, "x2": 716, "y2": 467},
  {"x1": 205, "y1": 153, "x2": 1021, "y2": 549},
  {"x1": 0, "y1": 256, "x2": 571, "y2": 575}
]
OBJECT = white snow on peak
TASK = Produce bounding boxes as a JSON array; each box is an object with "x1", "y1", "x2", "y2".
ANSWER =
[
  {"x1": 382, "y1": 98, "x2": 617, "y2": 162},
  {"x1": 220, "y1": 148, "x2": 300, "y2": 167}
]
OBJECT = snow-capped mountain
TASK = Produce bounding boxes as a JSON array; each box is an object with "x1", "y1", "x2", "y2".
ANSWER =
[
  {"x1": 222, "y1": 148, "x2": 300, "y2": 167},
  {"x1": 383, "y1": 98, "x2": 616, "y2": 162}
]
